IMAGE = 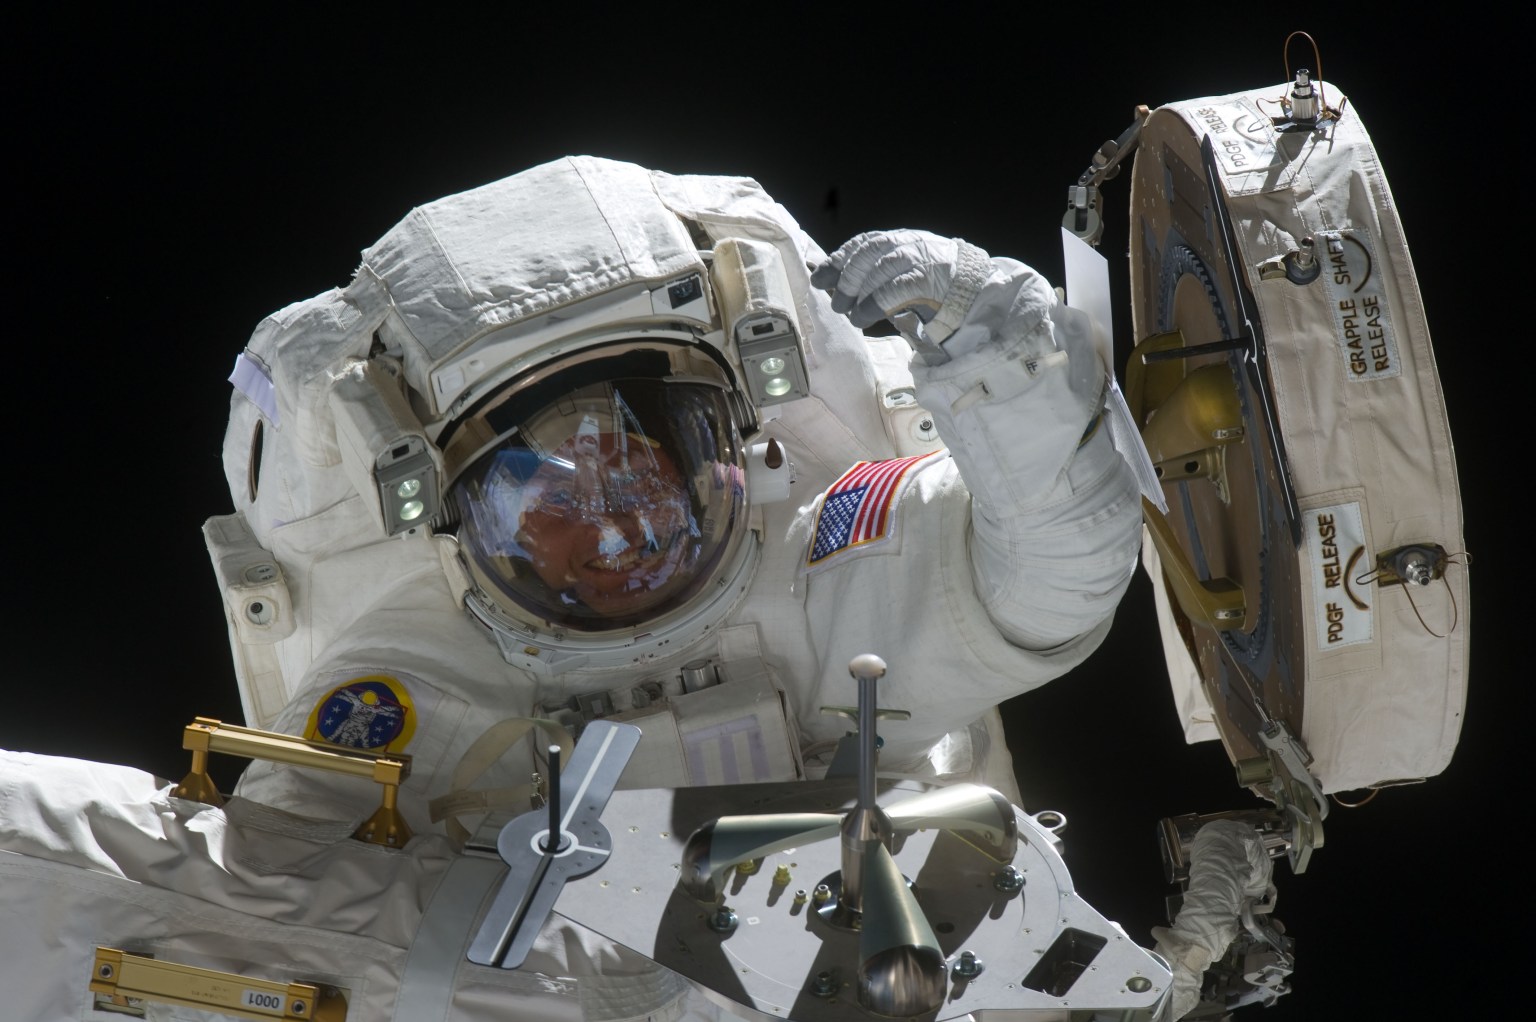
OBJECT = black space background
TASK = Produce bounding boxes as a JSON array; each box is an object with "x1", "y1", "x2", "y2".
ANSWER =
[{"x1": 9, "y1": 9, "x2": 1517, "y2": 1019}]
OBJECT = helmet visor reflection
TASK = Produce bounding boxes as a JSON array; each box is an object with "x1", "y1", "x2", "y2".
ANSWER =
[{"x1": 451, "y1": 378, "x2": 744, "y2": 631}]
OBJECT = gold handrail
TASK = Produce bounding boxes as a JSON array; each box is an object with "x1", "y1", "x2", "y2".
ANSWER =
[{"x1": 174, "y1": 717, "x2": 412, "y2": 847}]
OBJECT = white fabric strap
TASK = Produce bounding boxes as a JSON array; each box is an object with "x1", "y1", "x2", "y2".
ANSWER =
[
  {"x1": 926, "y1": 240, "x2": 990, "y2": 343},
  {"x1": 428, "y1": 717, "x2": 573, "y2": 844},
  {"x1": 390, "y1": 853, "x2": 505, "y2": 1022}
]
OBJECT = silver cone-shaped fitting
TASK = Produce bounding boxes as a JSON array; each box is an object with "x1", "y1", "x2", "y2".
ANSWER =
[
  {"x1": 857, "y1": 841, "x2": 946, "y2": 1015},
  {"x1": 678, "y1": 813, "x2": 842, "y2": 902},
  {"x1": 886, "y1": 783, "x2": 1019, "y2": 862}
]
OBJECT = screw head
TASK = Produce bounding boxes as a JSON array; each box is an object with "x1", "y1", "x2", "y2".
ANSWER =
[
  {"x1": 994, "y1": 866, "x2": 1025, "y2": 893},
  {"x1": 708, "y1": 905, "x2": 739, "y2": 935},
  {"x1": 952, "y1": 950, "x2": 985, "y2": 979}
]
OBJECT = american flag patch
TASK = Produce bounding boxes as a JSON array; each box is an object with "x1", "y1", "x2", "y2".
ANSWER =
[{"x1": 806, "y1": 452, "x2": 939, "y2": 569}]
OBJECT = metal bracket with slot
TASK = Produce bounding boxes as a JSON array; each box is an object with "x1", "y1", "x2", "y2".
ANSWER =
[
  {"x1": 1062, "y1": 107, "x2": 1150, "y2": 246},
  {"x1": 819, "y1": 686, "x2": 912, "y2": 780},
  {"x1": 174, "y1": 717, "x2": 413, "y2": 847},
  {"x1": 1141, "y1": 497, "x2": 1247, "y2": 631},
  {"x1": 467, "y1": 720, "x2": 641, "y2": 970},
  {"x1": 1232, "y1": 720, "x2": 1328, "y2": 873}
]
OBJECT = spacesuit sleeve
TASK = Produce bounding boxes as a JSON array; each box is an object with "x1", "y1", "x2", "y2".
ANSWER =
[
  {"x1": 909, "y1": 257, "x2": 1142, "y2": 650},
  {"x1": 1150, "y1": 819, "x2": 1275, "y2": 1019}
]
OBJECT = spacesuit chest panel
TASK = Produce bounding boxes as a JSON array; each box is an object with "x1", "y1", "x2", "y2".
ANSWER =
[{"x1": 536, "y1": 624, "x2": 803, "y2": 791}]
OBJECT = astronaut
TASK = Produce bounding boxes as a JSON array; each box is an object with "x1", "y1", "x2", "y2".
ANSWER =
[
  {"x1": 1, "y1": 156, "x2": 1143, "y2": 1020},
  {"x1": 214, "y1": 154, "x2": 1140, "y2": 795}
]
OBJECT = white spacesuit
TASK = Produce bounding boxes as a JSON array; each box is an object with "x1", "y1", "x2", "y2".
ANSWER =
[{"x1": 1, "y1": 157, "x2": 1142, "y2": 1020}]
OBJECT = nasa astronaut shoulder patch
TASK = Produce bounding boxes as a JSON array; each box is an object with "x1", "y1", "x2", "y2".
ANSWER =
[
  {"x1": 802, "y1": 451, "x2": 941, "y2": 575},
  {"x1": 304, "y1": 673, "x2": 420, "y2": 754}
]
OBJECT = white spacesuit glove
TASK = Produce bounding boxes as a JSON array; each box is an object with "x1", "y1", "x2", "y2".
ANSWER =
[
  {"x1": 814, "y1": 225, "x2": 1140, "y2": 649},
  {"x1": 810, "y1": 229, "x2": 993, "y2": 343}
]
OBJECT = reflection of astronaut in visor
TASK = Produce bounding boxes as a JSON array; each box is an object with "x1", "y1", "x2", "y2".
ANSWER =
[
  {"x1": 517, "y1": 423, "x2": 697, "y2": 617},
  {"x1": 451, "y1": 373, "x2": 746, "y2": 633}
]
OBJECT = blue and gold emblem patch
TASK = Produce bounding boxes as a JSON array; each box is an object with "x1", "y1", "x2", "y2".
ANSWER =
[{"x1": 305, "y1": 674, "x2": 417, "y2": 753}]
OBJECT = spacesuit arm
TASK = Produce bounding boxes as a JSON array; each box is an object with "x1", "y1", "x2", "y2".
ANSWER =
[
  {"x1": 1150, "y1": 819, "x2": 1275, "y2": 1020},
  {"x1": 818, "y1": 231, "x2": 1141, "y2": 649}
]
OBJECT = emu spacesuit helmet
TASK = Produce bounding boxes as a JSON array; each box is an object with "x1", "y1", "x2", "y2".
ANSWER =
[
  {"x1": 442, "y1": 341, "x2": 750, "y2": 637},
  {"x1": 331, "y1": 158, "x2": 810, "y2": 672}
]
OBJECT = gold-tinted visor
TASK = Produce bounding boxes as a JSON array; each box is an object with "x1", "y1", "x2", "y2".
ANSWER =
[{"x1": 446, "y1": 349, "x2": 746, "y2": 633}]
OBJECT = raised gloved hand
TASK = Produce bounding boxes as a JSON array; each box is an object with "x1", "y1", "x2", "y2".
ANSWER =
[{"x1": 811, "y1": 229, "x2": 991, "y2": 343}]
